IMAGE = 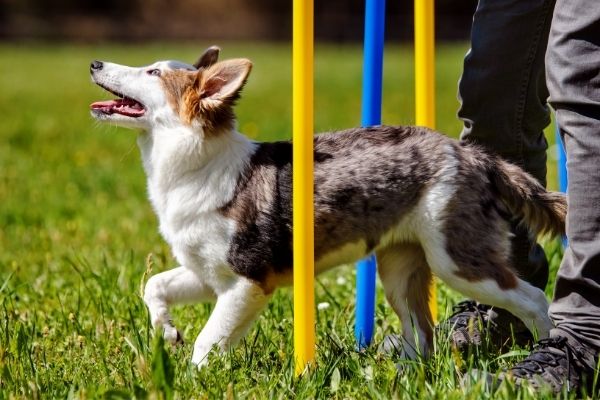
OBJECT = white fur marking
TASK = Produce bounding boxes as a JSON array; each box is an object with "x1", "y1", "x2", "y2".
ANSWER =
[
  {"x1": 143, "y1": 266, "x2": 216, "y2": 344},
  {"x1": 191, "y1": 277, "x2": 269, "y2": 368},
  {"x1": 416, "y1": 144, "x2": 461, "y2": 279}
]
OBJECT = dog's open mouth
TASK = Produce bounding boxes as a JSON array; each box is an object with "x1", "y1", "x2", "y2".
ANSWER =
[{"x1": 90, "y1": 84, "x2": 146, "y2": 117}]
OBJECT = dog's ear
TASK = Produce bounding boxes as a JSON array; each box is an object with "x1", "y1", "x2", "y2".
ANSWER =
[
  {"x1": 186, "y1": 59, "x2": 252, "y2": 131},
  {"x1": 197, "y1": 59, "x2": 252, "y2": 104},
  {"x1": 193, "y1": 46, "x2": 220, "y2": 69}
]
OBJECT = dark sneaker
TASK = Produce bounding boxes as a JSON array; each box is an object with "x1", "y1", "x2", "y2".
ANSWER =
[
  {"x1": 498, "y1": 336, "x2": 597, "y2": 394},
  {"x1": 439, "y1": 300, "x2": 534, "y2": 354}
]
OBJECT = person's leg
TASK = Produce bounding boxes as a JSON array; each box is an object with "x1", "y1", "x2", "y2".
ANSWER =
[
  {"x1": 443, "y1": 0, "x2": 556, "y2": 352},
  {"x1": 458, "y1": 0, "x2": 555, "y2": 285},
  {"x1": 491, "y1": 0, "x2": 600, "y2": 393},
  {"x1": 546, "y1": 0, "x2": 600, "y2": 355},
  {"x1": 459, "y1": 0, "x2": 555, "y2": 187}
]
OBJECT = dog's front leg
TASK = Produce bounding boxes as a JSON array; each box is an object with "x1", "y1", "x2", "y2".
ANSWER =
[
  {"x1": 191, "y1": 277, "x2": 270, "y2": 368},
  {"x1": 144, "y1": 266, "x2": 216, "y2": 344}
]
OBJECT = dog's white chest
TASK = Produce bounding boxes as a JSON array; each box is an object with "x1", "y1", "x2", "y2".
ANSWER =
[
  {"x1": 168, "y1": 212, "x2": 235, "y2": 270},
  {"x1": 152, "y1": 189, "x2": 239, "y2": 292},
  {"x1": 146, "y1": 179, "x2": 237, "y2": 273},
  {"x1": 137, "y1": 130, "x2": 255, "y2": 285}
]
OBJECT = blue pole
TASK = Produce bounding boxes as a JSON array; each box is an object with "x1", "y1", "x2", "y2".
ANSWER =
[
  {"x1": 361, "y1": 0, "x2": 385, "y2": 126},
  {"x1": 556, "y1": 124, "x2": 567, "y2": 193},
  {"x1": 556, "y1": 123, "x2": 568, "y2": 246},
  {"x1": 355, "y1": 0, "x2": 386, "y2": 349}
]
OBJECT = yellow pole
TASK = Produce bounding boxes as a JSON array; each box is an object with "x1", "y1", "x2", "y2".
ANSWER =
[
  {"x1": 415, "y1": 0, "x2": 438, "y2": 321},
  {"x1": 415, "y1": 0, "x2": 435, "y2": 129},
  {"x1": 293, "y1": 0, "x2": 315, "y2": 376}
]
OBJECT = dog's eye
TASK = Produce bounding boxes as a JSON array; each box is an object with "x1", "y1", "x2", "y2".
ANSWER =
[{"x1": 147, "y1": 69, "x2": 161, "y2": 76}]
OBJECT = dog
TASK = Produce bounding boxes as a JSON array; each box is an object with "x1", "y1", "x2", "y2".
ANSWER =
[{"x1": 90, "y1": 46, "x2": 565, "y2": 367}]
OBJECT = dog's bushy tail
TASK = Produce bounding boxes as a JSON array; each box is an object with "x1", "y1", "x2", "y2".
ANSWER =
[{"x1": 491, "y1": 159, "x2": 566, "y2": 237}]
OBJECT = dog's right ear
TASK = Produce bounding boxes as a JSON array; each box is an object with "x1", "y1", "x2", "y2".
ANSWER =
[
  {"x1": 186, "y1": 59, "x2": 251, "y2": 131},
  {"x1": 197, "y1": 58, "x2": 252, "y2": 106},
  {"x1": 193, "y1": 46, "x2": 220, "y2": 69}
]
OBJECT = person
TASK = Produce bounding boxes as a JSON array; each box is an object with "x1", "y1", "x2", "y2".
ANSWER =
[{"x1": 447, "y1": 0, "x2": 600, "y2": 393}]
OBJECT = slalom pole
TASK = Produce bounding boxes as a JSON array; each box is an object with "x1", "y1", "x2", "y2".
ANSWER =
[
  {"x1": 355, "y1": 0, "x2": 386, "y2": 350},
  {"x1": 556, "y1": 125, "x2": 567, "y2": 193},
  {"x1": 415, "y1": 0, "x2": 438, "y2": 321},
  {"x1": 556, "y1": 124, "x2": 568, "y2": 246},
  {"x1": 292, "y1": 0, "x2": 315, "y2": 376}
]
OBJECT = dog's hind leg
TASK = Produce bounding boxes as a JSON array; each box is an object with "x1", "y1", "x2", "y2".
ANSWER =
[
  {"x1": 144, "y1": 266, "x2": 216, "y2": 345},
  {"x1": 421, "y1": 231, "x2": 553, "y2": 340},
  {"x1": 191, "y1": 276, "x2": 270, "y2": 368},
  {"x1": 377, "y1": 243, "x2": 434, "y2": 359},
  {"x1": 436, "y1": 267, "x2": 552, "y2": 340},
  {"x1": 422, "y1": 169, "x2": 556, "y2": 340}
]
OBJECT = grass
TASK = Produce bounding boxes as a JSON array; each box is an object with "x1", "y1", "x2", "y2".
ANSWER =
[{"x1": 0, "y1": 41, "x2": 571, "y2": 399}]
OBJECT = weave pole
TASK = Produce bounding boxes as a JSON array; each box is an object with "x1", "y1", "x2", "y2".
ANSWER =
[
  {"x1": 556, "y1": 125, "x2": 567, "y2": 192},
  {"x1": 556, "y1": 124, "x2": 568, "y2": 246},
  {"x1": 415, "y1": 0, "x2": 438, "y2": 321},
  {"x1": 292, "y1": 0, "x2": 315, "y2": 376},
  {"x1": 355, "y1": 0, "x2": 386, "y2": 349}
]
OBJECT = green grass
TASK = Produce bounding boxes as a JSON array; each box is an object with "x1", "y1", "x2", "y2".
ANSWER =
[{"x1": 0, "y1": 42, "x2": 570, "y2": 399}]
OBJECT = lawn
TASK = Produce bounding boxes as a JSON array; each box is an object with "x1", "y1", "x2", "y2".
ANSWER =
[{"x1": 0, "y1": 42, "x2": 567, "y2": 399}]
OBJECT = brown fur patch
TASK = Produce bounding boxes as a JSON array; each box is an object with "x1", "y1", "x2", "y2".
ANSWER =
[
  {"x1": 160, "y1": 69, "x2": 196, "y2": 121},
  {"x1": 259, "y1": 270, "x2": 293, "y2": 295},
  {"x1": 407, "y1": 264, "x2": 434, "y2": 347},
  {"x1": 160, "y1": 68, "x2": 237, "y2": 135}
]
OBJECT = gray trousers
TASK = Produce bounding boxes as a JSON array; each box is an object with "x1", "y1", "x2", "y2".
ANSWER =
[
  {"x1": 547, "y1": 0, "x2": 600, "y2": 352},
  {"x1": 458, "y1": 0, "x2": 600, "y2": 352}
]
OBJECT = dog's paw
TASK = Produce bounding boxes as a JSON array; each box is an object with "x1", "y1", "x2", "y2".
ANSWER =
[
  {"x1": 163, "y1": 324, "x2": 184, "y2": 346},
  {"x1": 192, "y1": 357, "x2": 209, "y2": 370},
  {"x1": 191, "y1": 348, "x2": 210, "y2": 369},
  {"x1": 378, "y1": 334, "x2": 418, "y2": 360},
  {"x1": 379, "y1": 334, "x2": 403, "y2": 355}
]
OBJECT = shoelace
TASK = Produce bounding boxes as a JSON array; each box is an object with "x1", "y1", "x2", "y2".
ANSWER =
[
  {"x1": 449, "y1": 300, "x2": 491, "y2": 328},
  {"x1": 510, "y1": 336, "x2": 581, "y2": 390}
]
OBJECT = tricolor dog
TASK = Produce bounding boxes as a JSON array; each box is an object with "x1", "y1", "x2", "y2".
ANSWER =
[{"x1": 90, "y1": 46, "x2": 565, "y2": 367}]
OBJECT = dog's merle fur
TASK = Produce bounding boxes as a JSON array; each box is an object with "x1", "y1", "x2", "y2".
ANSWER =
[{"x1": 90, "y1": 46, "x2": 566, "y2": 367}]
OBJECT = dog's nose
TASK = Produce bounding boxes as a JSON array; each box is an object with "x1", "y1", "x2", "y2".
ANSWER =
[{"x1": 90, "y1": 60, "x2": 103, "y2": 72}]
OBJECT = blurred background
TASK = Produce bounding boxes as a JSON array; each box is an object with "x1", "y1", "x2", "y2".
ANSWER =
[{"x1": 1, "y1": 0, "x2": 477, "y2": 42}]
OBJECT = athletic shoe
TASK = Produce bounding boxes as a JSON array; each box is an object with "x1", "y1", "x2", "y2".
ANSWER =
[
  {"x1": 439, "y1": 300, "x2": 534, "y2": 354},
  {"x1": 494, "y1": 336, "x2": 597, "y2": 394}
]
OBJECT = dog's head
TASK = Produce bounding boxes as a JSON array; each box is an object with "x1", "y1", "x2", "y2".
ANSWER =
[{"x1": 90, "y1": 46, "x2": 252, "y2": 134}]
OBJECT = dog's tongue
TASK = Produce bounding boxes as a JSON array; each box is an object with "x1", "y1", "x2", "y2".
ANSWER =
[{"x1": 90, "y1": 98, "x2": 145, "y2": 117}]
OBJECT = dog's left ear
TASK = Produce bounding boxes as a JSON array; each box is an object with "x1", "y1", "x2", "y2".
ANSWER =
[
  {"x1": 198, "y1": 59, "x2": 252, "y2": 105},
  {"x1": 193, "y1": 45, "x2": 220, "y2": 69}
]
